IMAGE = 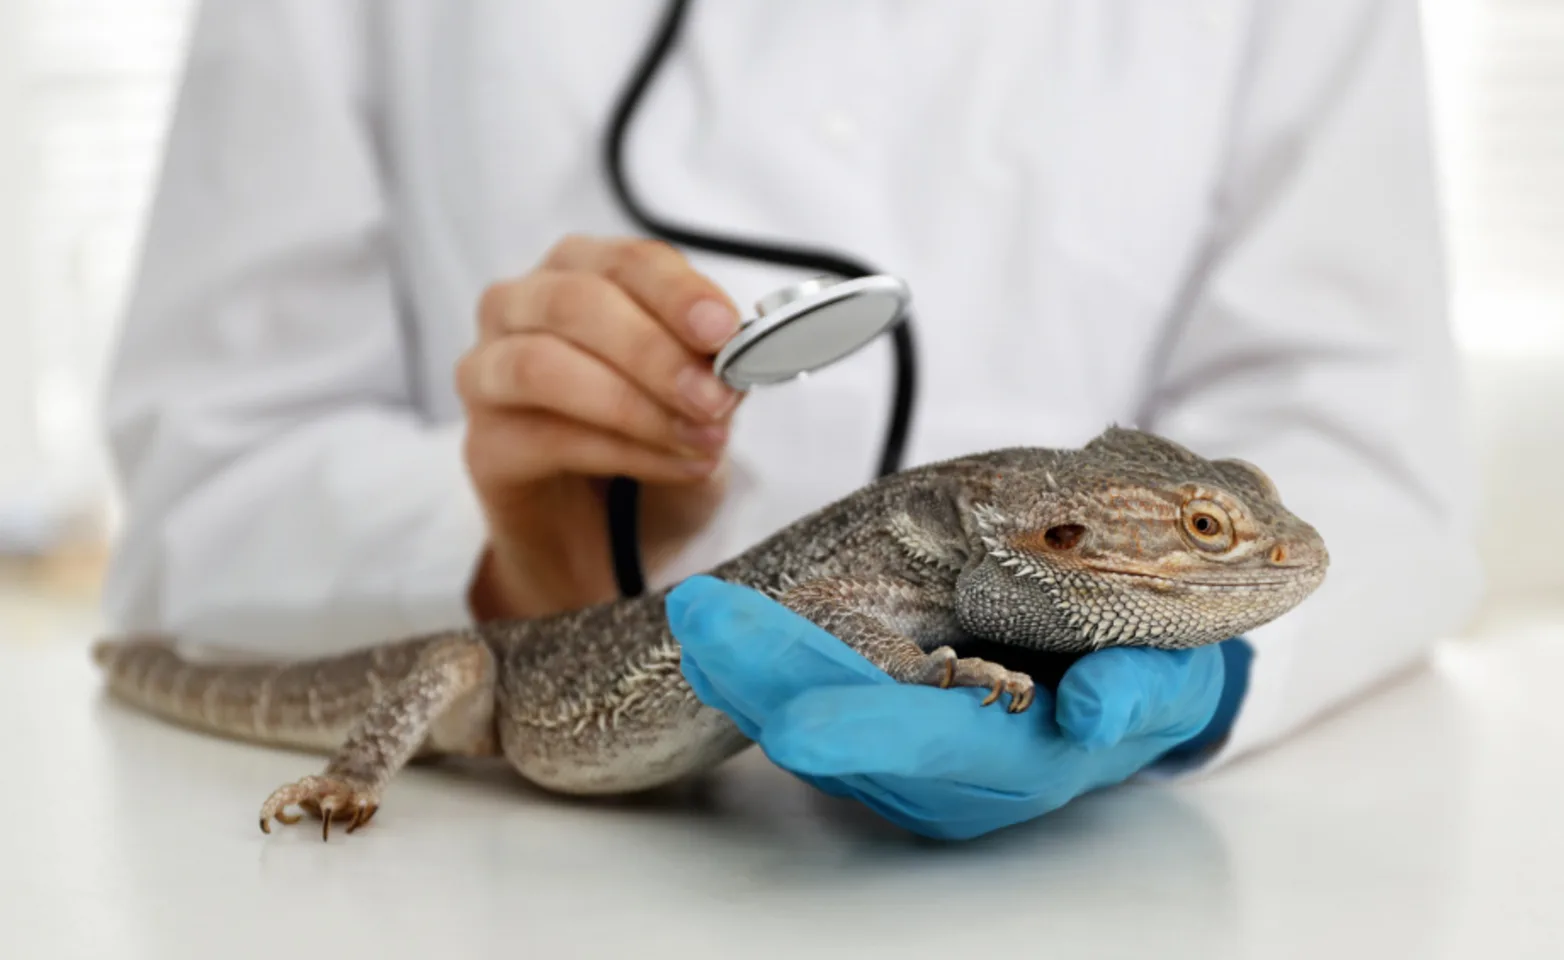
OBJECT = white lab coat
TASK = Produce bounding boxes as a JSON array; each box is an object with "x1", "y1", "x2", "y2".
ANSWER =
[{"x1": 103, "y1": 0, "x2": 1481, "y2": 775}]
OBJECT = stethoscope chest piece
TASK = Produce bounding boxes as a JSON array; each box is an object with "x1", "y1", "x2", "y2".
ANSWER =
[{"x1": 713, "y1": 274, "x2": 911, "y2": 390}]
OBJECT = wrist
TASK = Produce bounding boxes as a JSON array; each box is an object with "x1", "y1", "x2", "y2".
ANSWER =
[
  {"x1": 467, "y1": 545, "x2": 520, "y2": 621},
  {"x1": 467, "y1": 515, "x2": 620, "y2": 621}
]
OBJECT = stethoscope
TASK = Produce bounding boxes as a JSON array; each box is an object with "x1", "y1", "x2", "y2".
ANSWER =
[{"x1": 600, "y1": 0, "x2": 919, "y2": 598}]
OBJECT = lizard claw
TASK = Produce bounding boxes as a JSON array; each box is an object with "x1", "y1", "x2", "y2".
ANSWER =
[
  {"x1": 914, "y1": 646, "x2": 960, "y2": 689},
  {"x1": 906, "y1": 648, "x2": 1033, "y2": 711},
  {"x1": 934, "y1": 647, "x2": 958, "y2": 688},
  {"x1": 947, "y1": 658, "x2": 1036, "y2": 713},
  {"x1": 259, "y1": 775, "x2": 380, "y2": 840}
]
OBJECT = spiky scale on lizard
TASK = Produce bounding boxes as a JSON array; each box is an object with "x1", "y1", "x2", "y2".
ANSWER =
[{"x1": 90, "y1": 426, "x2": 1329, "y2": 838}]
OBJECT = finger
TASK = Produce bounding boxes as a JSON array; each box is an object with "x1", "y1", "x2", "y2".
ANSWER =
[
  {"x1": 464, "y1": 408, "x2": 720, "y2": 487},
  {"x1": 479, "y1": 270, "x2": 739, "y2": 423},
  {"x1": 677, "y1": 654, "x2": 763, "y2": 741},
  {"x1": 757, "y1": 682, "x2": 1070, "y2": 794},
  {"x1": 542, "y1": 234, "x2": 742, "y2": 353},
  {"x1": 1054, "y1": 645, "x2": 1226, "y2": 751},
  {"x1": 664, "y1": 576, "x2": 895, "y2": 723},
  {"x1": 458, "y1": 331, "x2": 727, "y2": 458}
]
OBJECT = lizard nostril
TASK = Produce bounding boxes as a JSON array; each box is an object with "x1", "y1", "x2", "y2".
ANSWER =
[
  {"x1": 1270, "y1": 544, "x2": 1288, "y2": 564},
  {"x1": 1044, "y1": 524, "x2": 1086, "y2": 551}
]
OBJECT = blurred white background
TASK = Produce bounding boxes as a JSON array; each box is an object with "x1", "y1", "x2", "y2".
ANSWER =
[{"x1": 0, "y1": 0, "x2": 1558, "y2": 617}]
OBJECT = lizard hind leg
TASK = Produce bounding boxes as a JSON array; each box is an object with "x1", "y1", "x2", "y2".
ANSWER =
[
  {"x1": 259, "y1": 633, "x2": 498, "y2": 840},
  {"x1": 779, "y1": 576, "x2": 1036, "y2": 713}
]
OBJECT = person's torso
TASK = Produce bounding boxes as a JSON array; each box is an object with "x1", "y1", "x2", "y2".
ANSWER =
[{"x1": 369, "y1": 0, "x2": 1252, "y2": 581}]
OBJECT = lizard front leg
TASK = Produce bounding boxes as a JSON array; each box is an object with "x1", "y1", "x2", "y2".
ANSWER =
[
  {"x1": 259, "y1": 633, "x2": 497, "y2": 839},
  {"x1": 779, "y1": 577, "x2": 1035, "y2": 712}
]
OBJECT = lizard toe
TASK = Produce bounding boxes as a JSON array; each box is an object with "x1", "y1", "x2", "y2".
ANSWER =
[
  {"x1": 259, "y1": 775, "x2": 380, "y2": 840},
  {"x1": 946, "y1": 657, "x2": 1036, "y2": 713}
]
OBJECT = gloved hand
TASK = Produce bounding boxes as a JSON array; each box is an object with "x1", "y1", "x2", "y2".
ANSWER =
[{"x1": 666, "y1": 575, "x2": 1250, "y2": 840}]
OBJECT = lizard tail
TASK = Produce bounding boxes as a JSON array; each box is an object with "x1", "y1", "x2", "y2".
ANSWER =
[{"x1": 90, "y1": 632, "x2": 439, "y2": 754}]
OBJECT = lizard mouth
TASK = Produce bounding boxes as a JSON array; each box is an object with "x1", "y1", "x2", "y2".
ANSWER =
[{"x1": 1084, "y1": 566, "x2": 1308, "y2": 590}]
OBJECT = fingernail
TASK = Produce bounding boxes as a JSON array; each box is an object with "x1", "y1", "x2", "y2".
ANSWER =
[
  {"x1": 675, "y1": 420, "x2": 728, "y2": 452},
  {"x1": 678, "y1": 366, "x2": 738, "y2": 419},
  {"x1": 687, "y1": 299, "x2": 739, "y2": 350}
]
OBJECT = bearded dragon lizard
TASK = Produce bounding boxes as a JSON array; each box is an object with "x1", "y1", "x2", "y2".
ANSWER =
[{"x1": 91, "y1": 426, "x2": 1328, "y2": 839}]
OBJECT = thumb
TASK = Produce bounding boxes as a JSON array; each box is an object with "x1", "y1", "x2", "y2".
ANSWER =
[{"x1": 1054, "y1": 645, "x2": 1225, "y2": 750}]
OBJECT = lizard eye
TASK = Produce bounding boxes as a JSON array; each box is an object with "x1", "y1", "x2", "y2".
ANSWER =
[{"x1": 1181, "y1": 500, "x2": 1234, "y2": 551}]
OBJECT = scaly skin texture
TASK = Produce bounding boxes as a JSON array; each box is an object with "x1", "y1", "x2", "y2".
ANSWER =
[{"x1": 91, "y1": 427, "x2": 1329, "y2": 838}]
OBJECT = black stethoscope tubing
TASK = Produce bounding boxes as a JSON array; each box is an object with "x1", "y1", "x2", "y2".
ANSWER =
[{"x1": 600, "y1": 0, "x2": 918, "y2": 598}]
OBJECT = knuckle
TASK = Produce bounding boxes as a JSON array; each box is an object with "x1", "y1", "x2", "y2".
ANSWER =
[
  {"x1": 505, "y1": 335, "x2": 557, "y2": 390},
  {"x1": 615, "y1": 310, "x2": 668, "y2": 362},
  {"x1": 454, "y1": 350, "x2": 483, "y2": 401},
  {"x1": 476, "y1": 281, "x2": 515, "y2": 331},
  {"x1": 462, "y1": 336, "x2": 556, "y2": 404},
  {"x1": 460, "y1": 421, "x2": 492, "y2": 477},
  {"x1": 605, "y1": 379, "x2": 657, "y2": 435},
  {"x1": 543, "y1": 232, "x2": 594, "y2": 267},
  {"x1": 599, "y1": 377, "x2": 637, "y2": 426},
  {"x1": 642, "y1": 332, "x2": 691, "y2": 394},
  {"x1": 538, "y1": 271, "x2": 606, "y2": 327},
  {"x1": 524, "y1": 414, "x2": 579, "y2": 460},
  {"x1": 539, "y1": 420, "x2": 616, "y2": 477},
  {"x1": 466, "y1": 414, "x2": 547, "y2": 484},
  {"x1": 624, "y1": 236, "x2": 677, "y2": 263},
  {"x1": 462, "y1": 420, "x2": 508, "y2": 484},
  {"x1": 606, "y1": 237, "x2": 677, "y2": 281}
]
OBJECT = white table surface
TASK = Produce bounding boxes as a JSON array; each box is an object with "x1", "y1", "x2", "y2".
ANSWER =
[{"x1": 2, "y1": 592, "x2": 1560, "y2": 960}]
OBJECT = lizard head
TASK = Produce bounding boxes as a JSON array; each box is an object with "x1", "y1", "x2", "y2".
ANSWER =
[{"x1": 956, "y1": 427, "x2": 1329, "y2": 651}]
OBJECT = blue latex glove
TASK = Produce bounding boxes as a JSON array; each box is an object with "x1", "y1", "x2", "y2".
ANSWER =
[{"x1": 666, "y1": 575, "x2": 1250, "y2": 840}]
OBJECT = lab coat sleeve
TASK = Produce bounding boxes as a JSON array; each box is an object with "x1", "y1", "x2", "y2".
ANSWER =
[
  {"x1": 1140, "y1": 1, "x2": 1482, "y2": 772},
  {"x1": 101, "y1": 1, "x2": 488, "y2": 654}
]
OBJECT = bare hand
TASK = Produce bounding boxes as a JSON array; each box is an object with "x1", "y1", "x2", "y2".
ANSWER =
[{"x1": 456, "y1": 235, "x2": 744, "y2": 619}]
